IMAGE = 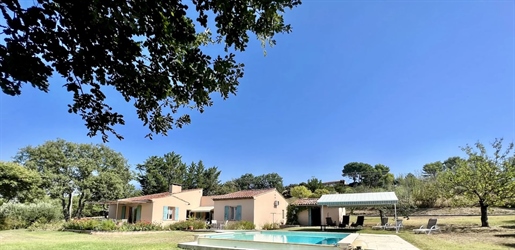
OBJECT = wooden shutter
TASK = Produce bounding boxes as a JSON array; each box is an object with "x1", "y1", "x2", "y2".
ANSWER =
[
  {"x1": 174, "y1": 207, "x2": 179, "y2": 221},
  {"x1": 136, "y1": 205, "x2": 142, "y2": 221},
  {"x1": 224, "y1": 206, "x2": 229, "y2": 220},
  {"x1": 163, "y1": 206, "x2": 168, "y2": 221},
  {"x1": 121, "y1": 206, "x2": 126, "y2": 219},
  {"x1": 235, "y1": 205, "x2": 242, "y2": 221}
]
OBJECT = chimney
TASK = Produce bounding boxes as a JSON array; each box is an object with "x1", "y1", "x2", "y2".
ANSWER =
[{"x1": 169, "y1": 184, "x2": 182, "y2": 194}]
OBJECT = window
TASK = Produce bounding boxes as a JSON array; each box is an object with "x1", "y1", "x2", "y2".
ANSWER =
[
  {"x1": 224, "y1": 205, "x2": 241, "y2": 221},
  {"x1": 282, "y1": 210, "x2": 285, "y2": 219},
  {"x1": 167, "y1": 207, "x2": 175, "y2": 220},
  {"x1": 228, "y1": 206, "x2": 236, "y2": 220}
]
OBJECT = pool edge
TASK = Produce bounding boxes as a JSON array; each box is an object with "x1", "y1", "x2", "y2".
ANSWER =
[{"x1": 180, "y1": 231, "x2": 360, "y2": 250}]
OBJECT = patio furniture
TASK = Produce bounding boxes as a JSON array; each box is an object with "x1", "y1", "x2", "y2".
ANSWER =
[
  {"x1": 413, "y1": 218, "x2": 441, "y2": 234},
  {"x1": 351, "y1": 215, "x2": 364, "y2": 228},
  {"x1": 386, "y1": 218, "x2": 404, "y2": 233},
  {"x1": 372, "y1": 217, "x2": 389, "y2": 230},
  {"x1": 339, "y1": 215, "x2": 350, "y2": 228},
  {"x1": 326, "y1": 217, "x2": 337, "y2": 227},
  {"x1": 209, "y1": 220, "x2": 218, "y2": 229}
]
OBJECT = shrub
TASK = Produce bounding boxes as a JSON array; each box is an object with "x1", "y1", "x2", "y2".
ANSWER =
[
  {"x1": 226, "y1": 220, "x2": 255, "y2": 230},
  {"x1": 0, "y1": 201, "x2": 62, "y2": 230},
  {"x1": 168, "y1": 218, "x2": 206, "y2": 231},
  {"x1": 27, "y1": 221, "x2": 64, "y2": 231},
  {"x1": 120, "y1": 221, "x2": 162, "y2": 231},
  {"x1": 262, "y1": 222, "x2": 280, "y2": 230}
]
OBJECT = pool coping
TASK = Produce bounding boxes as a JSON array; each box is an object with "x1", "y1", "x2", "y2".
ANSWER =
[{"x1": 180, "y1": 230, "x2": 360, "y2": 250}]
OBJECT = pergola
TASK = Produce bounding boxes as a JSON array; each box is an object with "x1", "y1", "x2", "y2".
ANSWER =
[{"x1": 317, "y1": 192, "x2": 399, "y2": 229}]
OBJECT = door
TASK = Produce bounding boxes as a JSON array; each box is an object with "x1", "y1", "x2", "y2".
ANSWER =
[
  {"x1": 128, "y1": 207, "x2": 133, "y2": 223},
  {"x1": 311, "y1": 207, "x2": 321, "y2": 226}
]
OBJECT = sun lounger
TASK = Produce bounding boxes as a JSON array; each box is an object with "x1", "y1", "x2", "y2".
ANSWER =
[
  {"x1": 351, "y1": 215, "x2": 364, "y2": 228},
  {"x1": 372, "y1": 217, "x2": 389, "y2": 230},
  {"x1": 413, "y1": 218, "x2": 441, "y2": 234},
  {"x1": 339, "y1": 215, "x2": 350, "y2": 228},
  {"x1": 326, "y1": 217, "x2": 337, "y2": 227},
  {"x1": 385, "y1": 219, "x2": 404, "y2": 233}
]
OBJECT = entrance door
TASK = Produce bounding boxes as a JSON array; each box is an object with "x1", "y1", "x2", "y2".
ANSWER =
[
  {"x1": 128, "y1": 207, "x2": 133, "y2": 223},
  {"x1": 311, "y1": 207, "x2": 321, "y2": 226}
]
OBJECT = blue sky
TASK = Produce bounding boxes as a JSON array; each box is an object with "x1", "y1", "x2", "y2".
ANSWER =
[{"x1": 1, "y1": 1, "x2": 514, "y2": 186}]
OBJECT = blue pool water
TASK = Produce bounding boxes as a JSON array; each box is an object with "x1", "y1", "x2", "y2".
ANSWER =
[{"x1": 206, "y1": 231, "x2": 349, "y2": 245}]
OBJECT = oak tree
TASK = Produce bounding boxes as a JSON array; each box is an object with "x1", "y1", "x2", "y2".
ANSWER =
[{"x1": 0, "y1": 0, "x2": 301, "y2": 141}]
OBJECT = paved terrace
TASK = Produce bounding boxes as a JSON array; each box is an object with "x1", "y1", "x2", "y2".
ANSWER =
[{"x1": 354, "y1": 233, "x2": 420, "y2": 250}]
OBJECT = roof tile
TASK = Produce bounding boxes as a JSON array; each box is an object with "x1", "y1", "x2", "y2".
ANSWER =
[
  {"x1": 291, "y1": 198, "x2": 318, "y2": 206},
  {"x1": 212, "y1": 188, "x2": 276, "y2": 200},
  {"x1": 120, "y1": 188, "x2": 202, "y2": 202}
]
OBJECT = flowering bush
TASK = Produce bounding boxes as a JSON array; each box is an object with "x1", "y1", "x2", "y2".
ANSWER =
[
  {"x1": 168, "y1": 218, "x2": 207, "y2": 230},
  {"x1": 64, "y1": 218, "x2": 165, "y2": 231},
  {"x1": 226, "y1": 221, "x2": 255, "y2": 230},
  {"x1": 119, "y1": 221, "x2": 163, "y2": 231}
]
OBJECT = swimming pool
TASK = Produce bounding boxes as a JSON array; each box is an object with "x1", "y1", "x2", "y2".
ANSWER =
[
  {"x1": 179, "y1": 231, "x2": 359, "y2": 250},
  {"x1": 207, "y1": 231, "x2": 349, "y2": 245}
]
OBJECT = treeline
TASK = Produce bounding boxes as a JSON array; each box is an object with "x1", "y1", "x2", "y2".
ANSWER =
[
  {"x1": 3, "y1": 138, "x2": 514, "y2": 228},
  {"x1": 0, "y1": 139, "x2": 286, "y2": 222},
  {"x1": 290, "y1": 138, "x2": 515, "y2": 228}
]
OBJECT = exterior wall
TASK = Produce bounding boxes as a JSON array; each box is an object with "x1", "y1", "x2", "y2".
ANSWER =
[
  {"x1": 108, "y1": 204, "x2": 116, "y2": 219},
  {"x1": 140, "y1": 203, "x2": 153, "y2": 222},
  {"x1": 297, "y1": 209, "x2": 310, "y2": 226},
  {"x1": 253, "y1": 190, "x2": 288, "y2": 229},
  {"x1": 213, "y1": 199, "x2": 255, "y2": 225},
  {"x1": 151, "y1": 189, "x2": 203, "y2": 226},
  {"x1": 200, "y1": 196, "x2": 215, "y2": 206}
]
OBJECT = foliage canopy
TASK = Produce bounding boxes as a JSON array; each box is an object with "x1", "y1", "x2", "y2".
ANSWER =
[{"x1": 0, "y1": 0, "x2": 301, "y2": 141}]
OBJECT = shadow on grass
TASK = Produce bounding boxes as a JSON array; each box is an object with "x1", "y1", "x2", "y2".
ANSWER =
[
  {"x1": 500, "y1": 225, "x2": 515, "y2": 229},
  {"x1": 501, "y1": 243, "x2": 515, "y2": 248},
  {"x1": 494, "y1": 234, "x2": 515, "y2": 238}
]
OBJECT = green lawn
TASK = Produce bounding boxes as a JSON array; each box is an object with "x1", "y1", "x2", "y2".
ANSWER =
[
  {"x1": 289, "y1": 215, "x2": 515, "y2": 250},
  {"x1": 0, "y1": 230, "x2": 196, "y2": 250},
  {"x1": 1, "y1": 216, "x2": 514, "y2": 250}
]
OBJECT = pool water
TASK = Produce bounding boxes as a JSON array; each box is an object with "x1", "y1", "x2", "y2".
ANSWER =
[{"x1": 206, "y1": 231, "x2": 349, "y2": 245}]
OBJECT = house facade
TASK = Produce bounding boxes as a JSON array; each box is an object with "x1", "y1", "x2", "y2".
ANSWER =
[
  {"x1": 291, "y1": 198, "x2": 345, "y2": 226},
  {"x1": 107, "y1": 185, "x2": 203, "y2": 225},
  {"x1": 212, "y1": 188, "x2": 288, "y2": 229}
]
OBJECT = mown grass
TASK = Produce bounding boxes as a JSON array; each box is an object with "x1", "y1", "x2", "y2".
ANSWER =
[
  {"x1": 290, "y1": 215, "x2": 515, "y2": 250},
  {"x1": 0, "y1": 230, "x2": 195, "y2": 250},
  {"x1": 1, "y1": 216, "x2": 514, "y2": 250}
]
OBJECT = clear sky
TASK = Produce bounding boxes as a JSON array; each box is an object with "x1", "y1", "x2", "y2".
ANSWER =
[{"x1": 1, "y1": 1, "x2": 514, "y2": 186}]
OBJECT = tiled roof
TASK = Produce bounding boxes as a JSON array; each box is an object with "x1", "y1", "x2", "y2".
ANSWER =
[
  {"x1": 120, "y1": 188, "x2": 202, "y2": 202},
  {"x1": 291, "y1": 198, "x2": 318, "y2": 206},
  {"x1": 212, "y1": 188, "x2": 276, "y2": 200}
]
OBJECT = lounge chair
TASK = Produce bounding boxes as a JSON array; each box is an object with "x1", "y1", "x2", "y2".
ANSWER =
[
  {"x1": 386, "y1": 219, "x2": 404, "y2": 233},
  {"x1": 209, "y1": 220, "x2": 218, "y2": 229},
  {"x1": 339, "y1": 215, "x2": 350, "y2": 228},
  {"x1": 326, "y1": 217, "x2": 337, "y2": 227},
  {"x1": 372, "y1": 217, "x2": 389, "y2": 230},
  {"x1": 413, "y1": 218, "x2": 441, "y2": 234},
  {"x1": 350, "y1": 215, "x2": 364, "y2": 228}
]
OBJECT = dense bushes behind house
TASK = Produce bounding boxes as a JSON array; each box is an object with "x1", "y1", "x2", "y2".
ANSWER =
[{"x1": 0, "y1": 201, "x2": 62, "y2": 230}]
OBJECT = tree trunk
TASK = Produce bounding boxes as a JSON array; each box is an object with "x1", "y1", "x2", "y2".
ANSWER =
[
  {"x1": 60, "y1": 197, "x2": 68, "y2": 221},
  {"x1": 378, "y1": 209, "x2": 385, "y2": 218},
  {"x1": 479, "y1": 201, "x2": 489, "y2": 227},
  {"x1": 66, "y1": 192, "x2": 73, "y2": 221},
  {"x1": 75, "y1": 192, "x2": 85, "y2": 218}
]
